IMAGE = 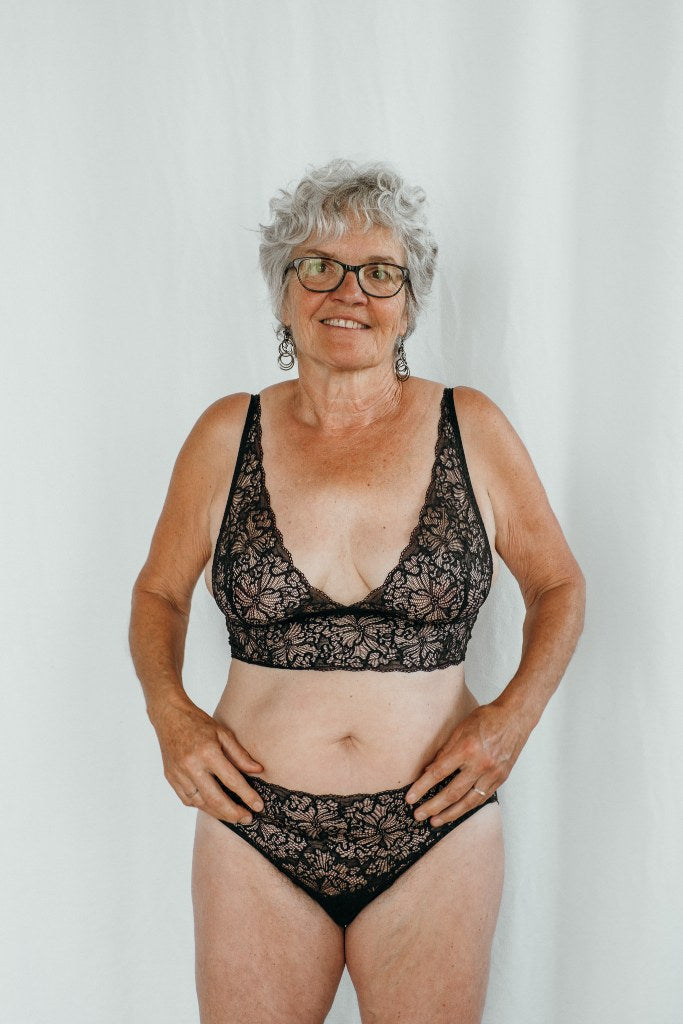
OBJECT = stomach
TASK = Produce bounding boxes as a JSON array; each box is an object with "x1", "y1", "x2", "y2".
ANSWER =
[{"x1": 212, "y1": 659, "x2": 478, "y2": 795}]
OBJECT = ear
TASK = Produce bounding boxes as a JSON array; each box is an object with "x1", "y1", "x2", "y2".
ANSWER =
[
  {"x1": 399, "y1": 298, "x2": 409, "y2": 337},
  {"x1": 279, "y1": 282, "x2": 292, "y2": 327}
]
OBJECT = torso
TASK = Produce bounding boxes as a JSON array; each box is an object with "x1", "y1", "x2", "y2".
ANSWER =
[{"x1": 203, "y1": 377, "x2": 500, "y2": 794}]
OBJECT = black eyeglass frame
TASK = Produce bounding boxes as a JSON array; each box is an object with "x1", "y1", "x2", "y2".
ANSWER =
[{"x1": 284, "y1": 257, "x2": 411, "y2": 298}]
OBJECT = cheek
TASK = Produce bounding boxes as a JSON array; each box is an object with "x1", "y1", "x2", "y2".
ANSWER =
[{"x1": 284, "y1": 290, "x2": 325, "y2": 329}]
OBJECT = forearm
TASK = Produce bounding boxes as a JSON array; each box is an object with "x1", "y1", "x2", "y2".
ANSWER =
[
  {"x1": 493, "y1": 574, "x2": 586, "y2": 737},
  {"x1": 128, "y1": 587, "x2": 195, "y2": 726}
]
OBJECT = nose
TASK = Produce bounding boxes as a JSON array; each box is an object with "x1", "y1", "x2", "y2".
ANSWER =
[{"x1": 333, "y1": 268, "x2": 367, "y2": 302}]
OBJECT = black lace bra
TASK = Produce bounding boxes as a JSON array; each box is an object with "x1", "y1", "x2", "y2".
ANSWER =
[{"x1": 211, "y1": 387, "x2": 493, "y2": 672}]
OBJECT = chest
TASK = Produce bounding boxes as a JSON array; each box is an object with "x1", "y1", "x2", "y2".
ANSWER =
[
  {"x1": 209, "y1": 387, "x2": 498, "y2": 670},
  {"x1": 264, "y1": 408, "x2": 439, "y2": 596},
  {"x1": 226, "y1": 393, "x2": 493, "y2": 612},
  {"x1": 276, "y1": 437, "x2": 431, "y2": 557}
]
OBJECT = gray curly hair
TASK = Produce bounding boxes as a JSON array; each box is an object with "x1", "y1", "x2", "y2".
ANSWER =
[{"x1": 258, "y1": 158, "x2": 438, "y2": 340}]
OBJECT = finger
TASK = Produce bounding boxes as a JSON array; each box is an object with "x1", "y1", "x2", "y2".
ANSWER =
[
  {"x1": 209, "y1": 767, "x2": 265, "y2": 816},
  {"x1": 417, "y1": 768, "x2": 500, "y2": 821},
  {"x1": 428, "y1": 777, "x2": 498, "y2": 827},
  {"x1": 165, "y1": 765, "x2": 202, "y2": 804},
  {"x1": 170, "y1": 774, "x2": 215, "y2": 810},
  {"x1": 217, "y1": 727, "x2": 264, "y2": 771},
  {"x1": 412, "y1": 771, "x2": 477, "y2": 821},
  {"x1": 171, "y1": 759, "x2": 262, "y2": 822},
  {"x1": 193, "y1": 773, "x2": 260, "y2": 824},
  {"x1": 405, "y1": 760, "x2": 463, "y2": 806},
  {"x1": 429, "y1": 792, "x2": 494, "y2": 827}
]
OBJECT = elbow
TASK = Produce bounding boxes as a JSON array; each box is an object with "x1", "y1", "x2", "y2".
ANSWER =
[
  {"x1": 130, "y1": 573, "x2": 191, "y2": 620},
  {"x1": 571, "y1": 567, "x2": 586, "y2": 637},
  {"x1": 554, "y1": 566, "x2": 586, "y2": 639},
  {"x1": 530, "y1": 566, "x2": 586, "y2": 635}
]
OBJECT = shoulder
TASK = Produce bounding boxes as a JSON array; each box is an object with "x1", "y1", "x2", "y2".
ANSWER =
[
  {"x1": 167, "y1": 391, "x2": 253, "y2": 502},
  {"x1": 451, "y1": 386, "x2": 583, "y2": 600},
  {"x1": 190, "y1": 391, "x2": 253, "y2": 438},
  {"x1": 451, "y1": 385, "x2": 547, "y2": 523},
  {"x1": 178, "y1": 392, "x2": 253, "y2": 461},
  {"x1": 451, "y1": 386, "x2": 525, "y2": 471},
  {"x1": 451, "y1": 385, "x2": 507, "y2": 426}
]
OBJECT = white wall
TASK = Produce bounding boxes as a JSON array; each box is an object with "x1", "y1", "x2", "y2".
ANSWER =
[{"x1": 2, "y1": 2, "x2": 682, "y2": 1021}]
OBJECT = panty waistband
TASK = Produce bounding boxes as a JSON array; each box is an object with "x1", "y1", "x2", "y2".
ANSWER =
[{"x1": 218, "y1": 768, "x2": 499, "y2": 814}]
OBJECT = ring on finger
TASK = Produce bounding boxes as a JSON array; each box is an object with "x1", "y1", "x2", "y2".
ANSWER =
[{"x1": 473, "y1": 786, "x2": 487, "y2": 797}]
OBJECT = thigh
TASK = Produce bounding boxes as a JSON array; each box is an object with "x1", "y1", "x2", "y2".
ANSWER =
[
  {"x1": 192, "y1": 810, "x2": 346, "y2": 1024},
  {"x1": 344, "y1": 802, "x2": 504, "y2": 1024}
]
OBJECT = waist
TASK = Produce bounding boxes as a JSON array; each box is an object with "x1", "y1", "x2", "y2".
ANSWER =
[{"x1": 213, "y1": 661, "x2": 477, "y2": 794}]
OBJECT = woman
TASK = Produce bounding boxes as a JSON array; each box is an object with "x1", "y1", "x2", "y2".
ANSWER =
[{"x1": 129, "y1": 159, "x2": 585, "y2": 1024}]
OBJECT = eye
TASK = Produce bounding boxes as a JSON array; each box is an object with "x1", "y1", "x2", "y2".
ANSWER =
[{"x1": 369, "y1": 264, "x2": 392, "y2": 280}]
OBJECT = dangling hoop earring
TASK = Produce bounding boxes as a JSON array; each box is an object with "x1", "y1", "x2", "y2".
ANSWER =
[
  {"x1": 395, "y1": 338, "x2": 410, "y2": 382},
  {"x1": 276, "y1": 325, "x2": 296, "y2": 371}
]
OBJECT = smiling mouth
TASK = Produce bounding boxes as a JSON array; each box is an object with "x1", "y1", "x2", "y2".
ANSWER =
[{"x1": 321, "y1": 318, "x2": 370, "y2": 329}]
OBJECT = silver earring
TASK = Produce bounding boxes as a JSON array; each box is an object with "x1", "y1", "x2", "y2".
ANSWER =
[
  {"x1": 277, "y1": 325, "x2": 296, "y2": 371},
  {"x1": 395, "y1": 338, "x2": 410, "y2": 382}
]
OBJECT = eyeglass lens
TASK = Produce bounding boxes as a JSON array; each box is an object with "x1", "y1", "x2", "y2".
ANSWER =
[{"x1": 296, "y1": 258, "x2": 405, "y2": 297}]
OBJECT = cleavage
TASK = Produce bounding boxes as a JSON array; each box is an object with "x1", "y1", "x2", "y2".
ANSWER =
[{"x1": 257, "y1": 397, "x2": 443, "y2": 606}]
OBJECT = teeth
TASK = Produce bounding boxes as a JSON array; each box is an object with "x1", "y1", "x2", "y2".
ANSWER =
[{"x1": 322, "y1": 318, "x2": 368, "y2": 329}]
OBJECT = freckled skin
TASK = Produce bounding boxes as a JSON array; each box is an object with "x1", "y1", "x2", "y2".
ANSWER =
[
  {"x1": 133, "y1": 212, "x2": 583, "y2": 1023},
  {"x1": 281, "y1": 223, "x2": 409, "y2": 379}
]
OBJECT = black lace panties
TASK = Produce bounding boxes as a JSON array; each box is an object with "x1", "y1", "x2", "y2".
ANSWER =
[{"x1": 218, "y1": 772, "x2": 498, "y2": 928}]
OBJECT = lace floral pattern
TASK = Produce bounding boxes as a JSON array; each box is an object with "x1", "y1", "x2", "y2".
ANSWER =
[
  {"x1": 211, "y1": 388, "x2": 493, "y2": 671},
  {"x1": 219, "y1": 772, "x2": 498, "y2": 906}
]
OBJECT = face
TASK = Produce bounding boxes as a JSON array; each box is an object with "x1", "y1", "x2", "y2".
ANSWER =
[{"x1": 281, "y1": 222, "x2": 409, "y2": 375}]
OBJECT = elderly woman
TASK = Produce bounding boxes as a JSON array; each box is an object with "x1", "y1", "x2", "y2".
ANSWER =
[{"x1": 129, "y1": 159, "x2": 585, "y2": 1024}]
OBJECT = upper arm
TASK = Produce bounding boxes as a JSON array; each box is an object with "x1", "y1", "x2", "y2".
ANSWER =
[
  {"x1": 132, "y1": 393, "x2": 251, "y2": 615},
  {"x1": 455, "y1": 387, "x2": 584, "y2": 608}
]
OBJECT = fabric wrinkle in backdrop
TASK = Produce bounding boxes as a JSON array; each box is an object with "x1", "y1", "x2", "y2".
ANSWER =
[{"x1": 1, "y1": 2, "x2": 682, "y2": 1022}]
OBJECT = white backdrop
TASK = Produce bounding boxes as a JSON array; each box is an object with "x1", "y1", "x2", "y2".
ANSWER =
[{"x1": 2, "y1": 2, "x2": 682, "y2": 1022}]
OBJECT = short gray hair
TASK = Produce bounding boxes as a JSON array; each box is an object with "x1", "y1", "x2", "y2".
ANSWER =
[{"x1": 258, "y1": 159, "x2": 438, "y2": 340}]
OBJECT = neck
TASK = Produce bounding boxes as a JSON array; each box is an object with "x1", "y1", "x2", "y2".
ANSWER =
[{"x1": 291, "y1": 364, "x2": 404, "y2": 432}]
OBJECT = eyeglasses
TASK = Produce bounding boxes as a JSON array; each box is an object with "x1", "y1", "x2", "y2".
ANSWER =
[{"x1": 284, "y1": 257, "x2": 410, "y2": 298}]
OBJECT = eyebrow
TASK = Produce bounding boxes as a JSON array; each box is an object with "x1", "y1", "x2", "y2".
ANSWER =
[{"x1": 302, "y1": 248, "x2": 402, "y2": 264}]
